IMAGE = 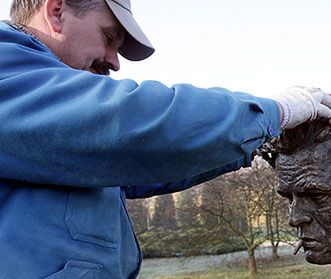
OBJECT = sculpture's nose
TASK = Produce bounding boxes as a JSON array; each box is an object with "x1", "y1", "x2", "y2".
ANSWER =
[
  {"x1": 289, "y1": 214, "x2": 313, "y2": 227},
  {"x1": 288, "y1": 196, "x2": 313, "y2": 227}
]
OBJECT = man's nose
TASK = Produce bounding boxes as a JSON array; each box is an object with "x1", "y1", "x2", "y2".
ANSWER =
[
  {"x1": 288, "y1": 198, "x2": 313, "y2": 227},
  {"x1": 105, "y1": 49, "x2": 120, "y2": 72}
]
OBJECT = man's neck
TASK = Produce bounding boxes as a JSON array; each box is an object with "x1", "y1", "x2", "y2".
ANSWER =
[
  {"x1": 24, "y1": 15, "x2": 64, "y2": 63},
  {"x1": 6, "y1": 19, "x2": 63, "y2": 63}
]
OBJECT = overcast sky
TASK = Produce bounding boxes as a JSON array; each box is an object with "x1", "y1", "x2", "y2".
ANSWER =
[{"x1": 1, "y1": 0, "x2": 331, "y2": 97}]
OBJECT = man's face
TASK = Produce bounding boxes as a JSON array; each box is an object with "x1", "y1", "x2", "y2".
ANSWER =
[
  {"x1": 57, "y1": 4, "x2": 125, "y2": 75},
  {"x1": 276, "y1": 140, "x2": 331, "y2": 264}
]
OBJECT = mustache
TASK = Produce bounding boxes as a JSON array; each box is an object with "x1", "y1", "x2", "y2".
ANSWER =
[{"x1": 90, "y1": 60, "x2": 112, "y2": 76}]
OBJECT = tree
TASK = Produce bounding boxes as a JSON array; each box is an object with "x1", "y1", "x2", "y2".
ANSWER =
[
  {"x1": 197, "y1": 157, "x2": 287, "y2": 274},
  {"x1": 174, "y1": 188, "x2": 200, "y2": 228},
  {"x1": 152, "y1": 194, "x2": 177, "y2": 230},
  {"x1": 126, "y1": 198, "x2": 149, "y2": 234},
  {"x1": 258, "y1": 162, "x2": 285, "y2": 259}
]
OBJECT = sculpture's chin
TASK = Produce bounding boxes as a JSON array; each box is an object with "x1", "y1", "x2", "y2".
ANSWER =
[{"x1": 306, "y1": 249, "x2": 331, "y2": 265}]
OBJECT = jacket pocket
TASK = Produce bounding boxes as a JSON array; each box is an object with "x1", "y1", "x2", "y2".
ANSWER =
[
  {"x1": 65, "y1": 188, "x2": 121, "y2": 247},
  {"x1": 44, "y1": 260, "x2": 103, "y2": 279}
]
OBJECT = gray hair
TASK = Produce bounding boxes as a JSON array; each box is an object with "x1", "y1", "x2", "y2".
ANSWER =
[{"x1": 10, "y1": 0, "x2": 105, "y2": 24}]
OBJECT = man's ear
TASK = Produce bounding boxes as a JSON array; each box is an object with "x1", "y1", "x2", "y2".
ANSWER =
[{"x1": 44, "y1": 0, "x2": 65, "y2": 33}]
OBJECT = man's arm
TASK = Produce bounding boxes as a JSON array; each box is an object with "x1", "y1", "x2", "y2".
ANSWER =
[
  {"x1": 0, "y1": 24, "x2": 281, "y2": 187},
  {"x1": 124, "y1": 157, "x2": 248, "y2": 198}
]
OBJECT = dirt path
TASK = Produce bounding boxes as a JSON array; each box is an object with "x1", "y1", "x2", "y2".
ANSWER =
[{"x1": 138, "y1": 244, "x2": 301, "y2": 278}]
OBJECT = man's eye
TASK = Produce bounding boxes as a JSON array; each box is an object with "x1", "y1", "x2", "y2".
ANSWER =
[
  {"x1": 105, "y1": 34, "x2": 113, "y2": 46},
  {"x1": 107, "y1": 37, "x2": 113, "y2": 45}
]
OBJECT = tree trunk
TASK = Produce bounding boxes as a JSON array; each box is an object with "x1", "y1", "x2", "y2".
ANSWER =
[
  {"x1": 271, "y1": 243, "x2": 279, "y2": 260},
  {"x1": 248, "y1": 249, "x2": 258, "y2": 275}
]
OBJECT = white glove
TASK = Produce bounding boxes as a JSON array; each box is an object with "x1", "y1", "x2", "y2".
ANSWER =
[{"x1": 274, "y1": 86, "x2": 331, "y2": 129}]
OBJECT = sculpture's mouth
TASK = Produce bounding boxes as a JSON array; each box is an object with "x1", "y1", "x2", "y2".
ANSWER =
[
  {"x1": 301, "y1": 238, "x2": 326, "y2": 254},
  {"x1": 303, "y1": 240, "x2": 319, "y2": 250},
  {"x1": 293, "y1": 237, "x2": 325, "y2": 256}
]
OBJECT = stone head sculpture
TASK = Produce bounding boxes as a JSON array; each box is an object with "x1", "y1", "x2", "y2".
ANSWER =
[{"x1": 261, "y1": 119, "x2": 331, "y2": 264}]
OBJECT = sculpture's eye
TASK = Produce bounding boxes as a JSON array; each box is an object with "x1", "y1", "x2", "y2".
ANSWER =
[
  {"x1": 277, "y1": 189, "x2": 292, "y2": 204},
  {"x1": 279, "y1": 192, "x2": 293, "y2": 205}
]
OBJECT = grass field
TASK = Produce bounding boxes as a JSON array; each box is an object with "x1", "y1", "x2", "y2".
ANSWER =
[{"x1": 153, "y1": 256, "x2": 331, "y2": 279}]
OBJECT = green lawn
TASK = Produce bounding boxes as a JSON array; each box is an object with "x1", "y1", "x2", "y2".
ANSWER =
[{"x1": 153, "y1": 256, "x2": 331, "y2": 279}]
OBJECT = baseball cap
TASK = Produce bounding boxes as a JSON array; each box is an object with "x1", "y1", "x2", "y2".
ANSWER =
[{"x1": 105, "y1": 0, "x2": 155, "y2": 61}]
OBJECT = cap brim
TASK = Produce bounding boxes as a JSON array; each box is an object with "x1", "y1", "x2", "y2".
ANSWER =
[{"x1": 105, "y1": 0, "x2": 155, "y2": 61}]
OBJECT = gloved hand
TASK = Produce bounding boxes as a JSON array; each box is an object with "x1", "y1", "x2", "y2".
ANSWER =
[{"x1": 274, "y1": 86, "x2": 331, "y2": 129}]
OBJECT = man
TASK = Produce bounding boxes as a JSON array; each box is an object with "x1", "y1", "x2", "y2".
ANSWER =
[
  {"x1": 266, "y1": 120, "x2": 331, "y2": 265},
  {"x1": 1, "y1": 0, "x2": 331, "y2": 278}
]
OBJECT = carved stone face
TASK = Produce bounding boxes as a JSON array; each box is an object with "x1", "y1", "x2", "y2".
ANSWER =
[{"x1": 276, "y1": 131, "x2": 331, "y2": 264}]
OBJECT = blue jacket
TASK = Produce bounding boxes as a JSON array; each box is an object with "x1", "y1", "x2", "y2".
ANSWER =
[{"x1": 0, "y1": 21, "x2": 281, "y2": 278}]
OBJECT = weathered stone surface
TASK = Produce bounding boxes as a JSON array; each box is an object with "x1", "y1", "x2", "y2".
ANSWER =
[{"x1": 260, "y1": 119, "x2": 331, "y2": 264}]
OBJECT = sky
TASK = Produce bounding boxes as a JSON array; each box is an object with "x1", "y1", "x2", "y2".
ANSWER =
[{"x1": 1, "y1": 0, "x2": 331, "y2": 97}]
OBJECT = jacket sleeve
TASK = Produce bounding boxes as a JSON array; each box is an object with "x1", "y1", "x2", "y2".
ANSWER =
[
  {"x1": 0, "y1": 25, "x2": 281, "y2": 188},
  {"x1": 124, "y1": 156, "x2": 248, "y2": 198}
]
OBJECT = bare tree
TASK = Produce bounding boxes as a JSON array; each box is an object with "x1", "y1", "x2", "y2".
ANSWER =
[
  {"x1": 174, "y1": 188, "x2": 200, "y2": 228},
  {"x1": 152, "y1": 194, "x2": 177, "y2": 230},
  {"x1": 198, "y1": 158, "x2": 287, "y2": 274},
  {"x1": 126, "y1": 198, "x2": 149, "y2": 234},
  {"x1": 257, "y1": 158, "x2": 289, "y2": 259}
]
